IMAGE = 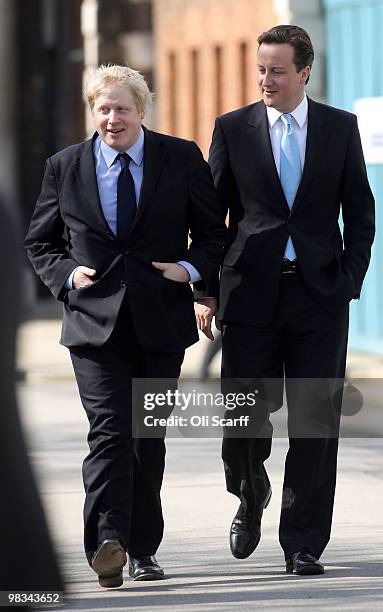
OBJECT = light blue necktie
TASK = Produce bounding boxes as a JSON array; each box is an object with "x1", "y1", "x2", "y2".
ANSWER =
[{"x1": 280, "y1": 113, "x2": 301, "y2": 260}]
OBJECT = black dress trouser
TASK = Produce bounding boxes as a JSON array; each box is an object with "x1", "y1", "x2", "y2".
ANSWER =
[
  {"x1": 221, "y1": 270, "x2": 349, "y2": 559},
  {"x1": 70, "y1": 296, "x2": 184, "y2": 563}
]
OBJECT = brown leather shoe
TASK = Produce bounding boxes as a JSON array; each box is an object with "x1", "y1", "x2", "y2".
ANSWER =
[{"x1": 91, "y1": 539, "x2": 127, "y2": 588}]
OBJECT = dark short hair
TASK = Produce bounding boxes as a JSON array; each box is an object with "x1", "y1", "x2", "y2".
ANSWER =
[{"x1": 257, "y1": 25, "x2": 314, "y2": 84}]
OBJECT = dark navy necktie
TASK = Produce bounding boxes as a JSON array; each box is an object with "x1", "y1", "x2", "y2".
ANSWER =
[{"x1": 116, "y1": 153, "x2": 136, "y2": 241}]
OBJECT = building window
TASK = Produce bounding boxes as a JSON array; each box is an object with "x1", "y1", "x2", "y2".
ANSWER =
[
  {"x1": 191, "y1": 48, "x2": 199, "y2": 141},
  {"x1": 168, "y1": 51, "x2": 177, "y2": 135},
  {"x1": 214, "y1": 45, "x2": 223, "y2": 116},
  {"x1": 239, "y1": 42, "x2": 248, "y2": 106}
]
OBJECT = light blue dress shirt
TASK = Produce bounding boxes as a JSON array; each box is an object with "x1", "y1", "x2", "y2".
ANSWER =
[
  {"x1": 95, "y1": 129, "x2": 144, "y2": 235},
  {"x1": 66, "y1": 127, "x2": 201, "y2": 288}
]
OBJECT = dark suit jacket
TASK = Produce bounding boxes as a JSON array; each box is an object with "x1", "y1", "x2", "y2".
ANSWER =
[
  {"x1": 25, "y1": 128, "x2": 227, "y2": 350},
  {"x1": 209, "y1": 98, "x2": 375, "y2": 326}
]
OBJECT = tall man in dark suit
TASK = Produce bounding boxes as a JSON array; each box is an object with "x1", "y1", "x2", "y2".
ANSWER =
[
  {"x1": 25, "y1": 65, "x2": 227, "y2": 588},
  {"x1": 204, "y1": 25, "x2": 375, "y2": 574}
]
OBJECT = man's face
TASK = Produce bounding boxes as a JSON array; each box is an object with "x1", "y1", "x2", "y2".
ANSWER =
[
  {"x1": 257, "y1": 43, "x2": 309, "y2": 113},
  {"x1": 92, "y1": 85, "x2": 144, "y2": 151}
]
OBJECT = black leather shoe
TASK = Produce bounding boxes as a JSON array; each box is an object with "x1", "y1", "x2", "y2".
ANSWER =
[
  {"x1": 129, "y1": 556, "x2": 165, "y2": 581},
  {"x1": 91, "y1": 539, "x2": 127, "y2": 588},
  {"x1": 230, "y1": 486, "x2": 272, "y2": 559},
  {"x1": 286, "y1": 551, "x2": 324, "y2": 575}
]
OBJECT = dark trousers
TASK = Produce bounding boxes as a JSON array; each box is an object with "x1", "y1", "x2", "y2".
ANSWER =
[
  {"x1": 70, "y1": 298, "x2": 184, "y2": 563},
  {"x1": 221, "y1": 270, "x2": 349, "y2": 559}
]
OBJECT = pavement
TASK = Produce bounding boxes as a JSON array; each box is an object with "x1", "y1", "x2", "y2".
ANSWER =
[
  {"x1": 15, "y1": 313, "x2": 383, "y2": 382},
  {"x1": 15, "y1": 308, "x2": 383, "y2": 610}
]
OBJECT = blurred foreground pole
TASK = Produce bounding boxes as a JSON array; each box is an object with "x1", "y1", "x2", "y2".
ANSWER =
[
  {"x1": 0, "y1": 2, "x2": 63, "y2": 596},
  {"x1": 0, "y1": 200, "x2": 63, "y2": 594},
  {"x1": 0, "y1": 0, "x2": 19, "y2": 222}
]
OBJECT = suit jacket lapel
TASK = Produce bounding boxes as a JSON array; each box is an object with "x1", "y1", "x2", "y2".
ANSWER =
[
  {"x1": 247, "y1": 102, "x2": 290, "y2": 214},
  {"x1": 74, "y1": 129, "x2": 166, "y2": 237},
  {"x1": 291, "y1": 98, "x2": 330, "y2": 213},
  {"x1": 75, "y1": 134, "x2": 114, "y2": 236},
  {"x1": 132, "y1": 127, "x2": 166, "y2": 228}
]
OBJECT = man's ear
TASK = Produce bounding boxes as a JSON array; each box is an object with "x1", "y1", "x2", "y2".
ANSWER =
[{"x1": 301, "y1": 66, "x2": 310, "y2": 85}]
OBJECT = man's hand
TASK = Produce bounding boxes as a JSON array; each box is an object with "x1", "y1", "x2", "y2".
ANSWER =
[
  {"x1": 73, "y1": 266, "x2": 97, "y2": 289},
  {"x1": 195, "y1": 298, "x2": 218, "y2": 341},
  {"x1": 152, "y1": 262, "x2": 190, "y2": 282}
]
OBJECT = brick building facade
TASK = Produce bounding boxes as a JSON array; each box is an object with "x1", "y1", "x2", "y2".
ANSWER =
[
  {"x1": 153, "y1": 0, "x2": 325, "y2": 156},
  {"x1": 154, "y1": 0, "x2": 277, "y2": 155}
]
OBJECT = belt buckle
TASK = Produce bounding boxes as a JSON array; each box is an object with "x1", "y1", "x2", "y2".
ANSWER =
[{"x1": 282, "y1": 258, "x2": 297, "y2": 274}]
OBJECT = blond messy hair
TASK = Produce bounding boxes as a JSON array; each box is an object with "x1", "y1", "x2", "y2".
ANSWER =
[{"x1": 84, "y1": 64, "x2": 154, "y2": 114}]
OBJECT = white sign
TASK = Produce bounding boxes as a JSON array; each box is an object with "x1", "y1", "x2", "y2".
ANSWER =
[{"x1": 354, "y1": 97, "x2": 383, "y2": 165}]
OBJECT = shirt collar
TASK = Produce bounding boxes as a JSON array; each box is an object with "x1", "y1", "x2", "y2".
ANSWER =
[
  {"x1": 98, "y1": 127, "x2": 145, "y2": 168},
  {"x1": 266, "y1": 94, "x2": 308, "y2": 129}
]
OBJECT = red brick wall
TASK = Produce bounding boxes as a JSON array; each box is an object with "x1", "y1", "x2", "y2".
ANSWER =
[{"x1": 153, "y1": 0, "x2": 277, "y2": 156}]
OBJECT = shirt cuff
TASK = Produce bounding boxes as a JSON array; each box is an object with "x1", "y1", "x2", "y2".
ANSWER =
[
  {"x1": 65, "y1": 267, "x2": 79, "y2": 290},
  {"x1": 177, "y1": 261, "x2": 202, "y2": 283}
]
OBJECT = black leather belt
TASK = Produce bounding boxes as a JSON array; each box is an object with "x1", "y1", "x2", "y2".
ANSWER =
[{"x1": 282, "y1": 258, "x2": 298, "y2": 274}]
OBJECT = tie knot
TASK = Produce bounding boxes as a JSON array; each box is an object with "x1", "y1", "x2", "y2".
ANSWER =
[
  {"x1": 117, "y1": 152, "x2": 131, "y2": 169},
  {"x1": 281, "y1": 113, "x2": 293, "y2": 133}
]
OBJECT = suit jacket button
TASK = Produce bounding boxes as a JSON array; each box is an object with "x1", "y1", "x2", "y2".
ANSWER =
[{"x1": 120, "y1": 280, "x2": 126, "y2": 287}]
